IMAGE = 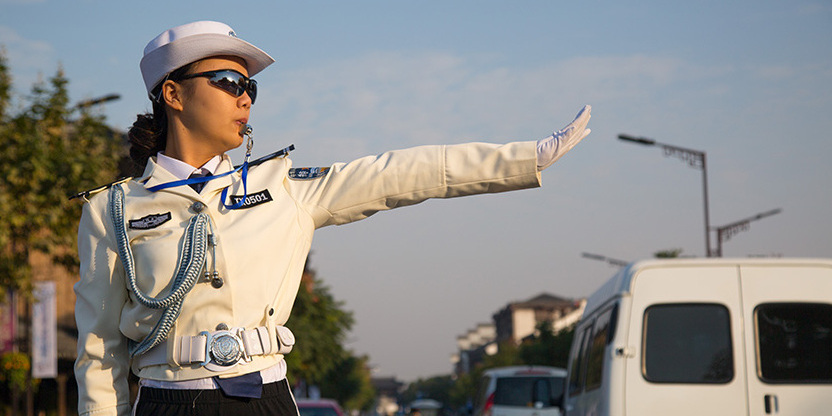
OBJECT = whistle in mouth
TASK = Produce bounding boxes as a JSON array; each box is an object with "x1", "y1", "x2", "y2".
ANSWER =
[{"x1": 240, "y1": 123, "x2": 253, "y2": 137}]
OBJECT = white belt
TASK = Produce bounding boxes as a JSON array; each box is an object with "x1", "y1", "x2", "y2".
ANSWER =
[
  {"x1": 139, "y1": 361, "x2": 287, "y2": 390},
  {"x1": 135, "y1": 325, "x2": 295, "y2": 372}
]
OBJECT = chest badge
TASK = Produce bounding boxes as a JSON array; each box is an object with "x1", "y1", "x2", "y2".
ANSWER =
[
  {"x1": 229, "y1": 189, "x2": 273, "y2": 209},
  {"x1": 129, "y1": 212, "x2": 172, "y2": 230}
]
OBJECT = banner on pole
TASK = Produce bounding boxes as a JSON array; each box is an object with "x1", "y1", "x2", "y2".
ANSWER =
[{"x1": 32, "y1": 281, "x2": 57, "y2": 379}]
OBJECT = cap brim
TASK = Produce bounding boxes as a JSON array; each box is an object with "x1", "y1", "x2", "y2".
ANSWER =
[{"x1": 140, "y1": 33, "x2": 275, "y2": 94}]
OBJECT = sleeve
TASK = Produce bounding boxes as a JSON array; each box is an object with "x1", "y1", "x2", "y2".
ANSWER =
[
  {"x1": 73, "y1": 199, "x2": 132, "y2": 416},
  {"x1": 289, "y1": 141, "x2": 541, "y2": 228}
]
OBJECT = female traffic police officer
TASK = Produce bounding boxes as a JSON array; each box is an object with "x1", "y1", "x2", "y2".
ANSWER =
[{"x1": 73, "y1": 21, "x2": 591, "y2": 416}]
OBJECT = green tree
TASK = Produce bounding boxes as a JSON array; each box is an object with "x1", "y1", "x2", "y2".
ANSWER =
[
  {"x1": 654, "y1": 248, "x2": 683, "y2": 258},
  {"x1": 318, "y1": 354, "x2": 376, "y2": 412},
  {"x1": 449, "y1": 372, "x2": 476, "y2": 412},
  {"x1": 0, "y1": 50, "x2": 123, "y2": 294},
  {"x1": 0, "y1": 46, "x2": 123, "y2": 415},
  {"x1": 0, "y1": 46, "x2": 10, "y2": 119},
  {"x1": 519, "y1": 322, "x2": 575, "y2": 368},
  {"x1": 401, "y1": 374, "x2": 454, "y2": 405},
  {"x1": 481, "y1": 341, "x2": 522, "y2": 369},
  {"x1": 284, "y1": 261, "x2": 355, "y2": 388}
]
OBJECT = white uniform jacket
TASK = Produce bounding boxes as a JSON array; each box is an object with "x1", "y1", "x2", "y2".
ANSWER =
[{"x1": 74, "y1": 141, "x2": 541, "y2": 415}]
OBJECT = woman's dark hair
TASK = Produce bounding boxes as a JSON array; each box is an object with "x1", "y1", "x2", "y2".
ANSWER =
[{"x1": 127, "y1": 63, "x2": 196, "y2": 176}]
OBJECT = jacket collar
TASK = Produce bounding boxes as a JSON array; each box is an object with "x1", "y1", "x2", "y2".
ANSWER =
[{"x1": 139, "y1": 155, "x2": 237, "y2": 199}]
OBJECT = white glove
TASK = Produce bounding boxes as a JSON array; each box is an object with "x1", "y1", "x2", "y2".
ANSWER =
[{"x1": 536, "y1": 105, "x2": 591, "y2": 170}]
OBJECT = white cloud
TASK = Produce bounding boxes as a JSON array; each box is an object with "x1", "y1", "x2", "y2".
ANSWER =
[
  {"x1": 254, "y1": 51, "x2": 708, "y2": 164},
  {"x1": 0, "y1": 25, "x2": 54, "y2": 86}
]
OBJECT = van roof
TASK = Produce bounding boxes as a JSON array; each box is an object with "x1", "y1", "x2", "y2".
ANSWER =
[
  {"x1": 582, "y1": 257, "x2": 832, "y2": 317},
  {"x1": 482, "y1": 365, "x2": 567, "y2": 377}
]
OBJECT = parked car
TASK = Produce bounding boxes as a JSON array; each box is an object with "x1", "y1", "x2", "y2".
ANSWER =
[
  {"x1": 296, "y1": 399, "x2": 347, "y2": 416},
  {"x1": 474, "y1": 366, "x2": 567, "y2": 416},
  {"x1": 564, "y1": 258, "x2": 832, "y2": 416}
]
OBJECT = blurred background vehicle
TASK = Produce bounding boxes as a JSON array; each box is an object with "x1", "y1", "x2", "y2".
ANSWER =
[
  {"x1": 474, "y1": 366, "x2": 567, "y2": 416},
  {"x1": 296, "y1": 398, "x2": 347, "y2": 416},
  {"x1": 409, "y1": 398, "x2": 443, "y2": 416}
]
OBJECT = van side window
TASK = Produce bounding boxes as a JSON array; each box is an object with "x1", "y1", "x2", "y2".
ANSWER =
[
  {"x1": 585, "y1": 306, "x2": 616, "y2": 390},
  {"x1": 642, "y1": 303, "x2": 734, "y2": 383},
  {"x1": 755, "y1": 303, "x2": 832, "y2": 383},
  {"x1": 568, "y1": 323, "x2": 594, "y2": 396}
]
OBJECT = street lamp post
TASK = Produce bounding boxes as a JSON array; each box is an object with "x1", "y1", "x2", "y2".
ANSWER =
[
  {"x1": 713, "y1": 208, "x2": 782, "y2": 257},
  {"x1": 74, "y1": 93, "x2": 121, "y2": 110},
  {"x1": 618, "y1": 134, "x2": 712, "y2": 257},
  {"x1": 581, "y1": 252, "x2": 630, "y2": 267}
]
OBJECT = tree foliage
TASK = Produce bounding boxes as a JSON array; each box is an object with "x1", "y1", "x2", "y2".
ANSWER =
[
  {"x1": 400, "y1": 374, "x2": 454, "y2": 406},
  {"x1": 519, "y1": 321, "x2": 574, "y2": 368},
  {"x1": 0, "y1": 48, "x2": 124, "y2": 295},
  {"x1": 319, "y1": 354, "x2": 376, "y2": 411},
  {"x1": 286, "y1": 260, "x2": 375, "y2": 410},
  {"x1": 654, "y1": 248, "x2": 683, "y2": 258}
]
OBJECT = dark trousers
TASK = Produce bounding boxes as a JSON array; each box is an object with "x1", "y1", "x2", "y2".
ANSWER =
[{"x1": 134, "y1": 379, "x2": 299, "y2": 416}]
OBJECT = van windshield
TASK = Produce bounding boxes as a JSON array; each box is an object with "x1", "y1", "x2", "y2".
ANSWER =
[{"x1": 494, "y1": 376, "x2": 564, "y2": 407}]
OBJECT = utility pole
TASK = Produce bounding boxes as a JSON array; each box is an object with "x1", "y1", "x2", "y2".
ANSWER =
[{"x1": 618, "y1": 134, "x2": 712, "y2": 257}]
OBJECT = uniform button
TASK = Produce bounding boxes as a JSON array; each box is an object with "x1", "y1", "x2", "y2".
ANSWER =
[
  {"x1": 211, "y1": 277, "x2": 224, "y2": 288},
  {"x1": 191, "y1": 201, "x2": 206, "y2": 213}
]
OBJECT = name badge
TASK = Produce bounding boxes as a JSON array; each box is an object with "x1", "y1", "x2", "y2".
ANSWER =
[{"x1": 229, "y1": 189, "x2": 273, "y2": 209}]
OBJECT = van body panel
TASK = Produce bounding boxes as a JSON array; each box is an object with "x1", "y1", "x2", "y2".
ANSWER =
[
  {"x1": 565, "y1": 258, "x2": 832, "y2": 416},
  {"x1": 624, "y1": 265, "x2": 748, "y2": 416},
  {"x1": 740, "y1": 263, "x2": 832, "y2": 415}
]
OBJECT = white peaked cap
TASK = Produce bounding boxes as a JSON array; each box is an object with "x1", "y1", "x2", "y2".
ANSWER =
[{"x1": 140, "y1": 21, "x2": 274, "y2": 96}]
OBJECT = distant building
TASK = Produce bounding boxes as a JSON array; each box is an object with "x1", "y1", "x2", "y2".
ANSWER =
[
  {"x1": 493, "y1": 293, "x2": 584, "y2": 344},
  {"x1": 451, "y1": 323, "x2": 497, "y2": 374},
  {"x1": 452, "y1": 293, "x2": 584, "y2": 375},
  {"x1": 372, "y1": 377, "x2": 405, "y2": 416}
]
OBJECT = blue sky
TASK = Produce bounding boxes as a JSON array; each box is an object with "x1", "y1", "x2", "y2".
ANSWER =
[{"x1": 2, "y1": 1, "x2": 831, "y2": 382}]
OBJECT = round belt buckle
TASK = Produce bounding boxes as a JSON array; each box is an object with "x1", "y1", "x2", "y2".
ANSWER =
[
  {"x1": 210, "y1": 332, "x2": 243, "y2": 366},
  {"x1": 201, "y1": 330, "x2": 244, "y2": 371}
]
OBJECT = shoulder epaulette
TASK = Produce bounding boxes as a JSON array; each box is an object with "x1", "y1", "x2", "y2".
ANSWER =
[
  {"x1": 69, "y1": 144, "x2": 295, "y2": 200},
  {"x1": 69, "y1": 177, "x2": 133, "y2": 201},
  {"x1": 236, "y1": 144, "x2": 295, "y2": 169}
]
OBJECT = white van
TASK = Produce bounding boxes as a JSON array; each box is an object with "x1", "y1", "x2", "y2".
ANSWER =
[{"x1": 564, "y1": 258, "x2": 832, "y2": 416}]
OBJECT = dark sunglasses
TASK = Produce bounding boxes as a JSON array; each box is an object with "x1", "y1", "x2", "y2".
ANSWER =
[{"x1": 179, "y1": 69, "x2": 258, "y2": 104}]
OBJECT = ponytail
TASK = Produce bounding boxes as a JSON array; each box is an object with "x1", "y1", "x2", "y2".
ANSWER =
[
  {"x1": 126, "y1": 63, "x2": 196, "y2": 176},
  {"x1": 126, "y1": 101, "x2": 167, "y2": 177}
]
